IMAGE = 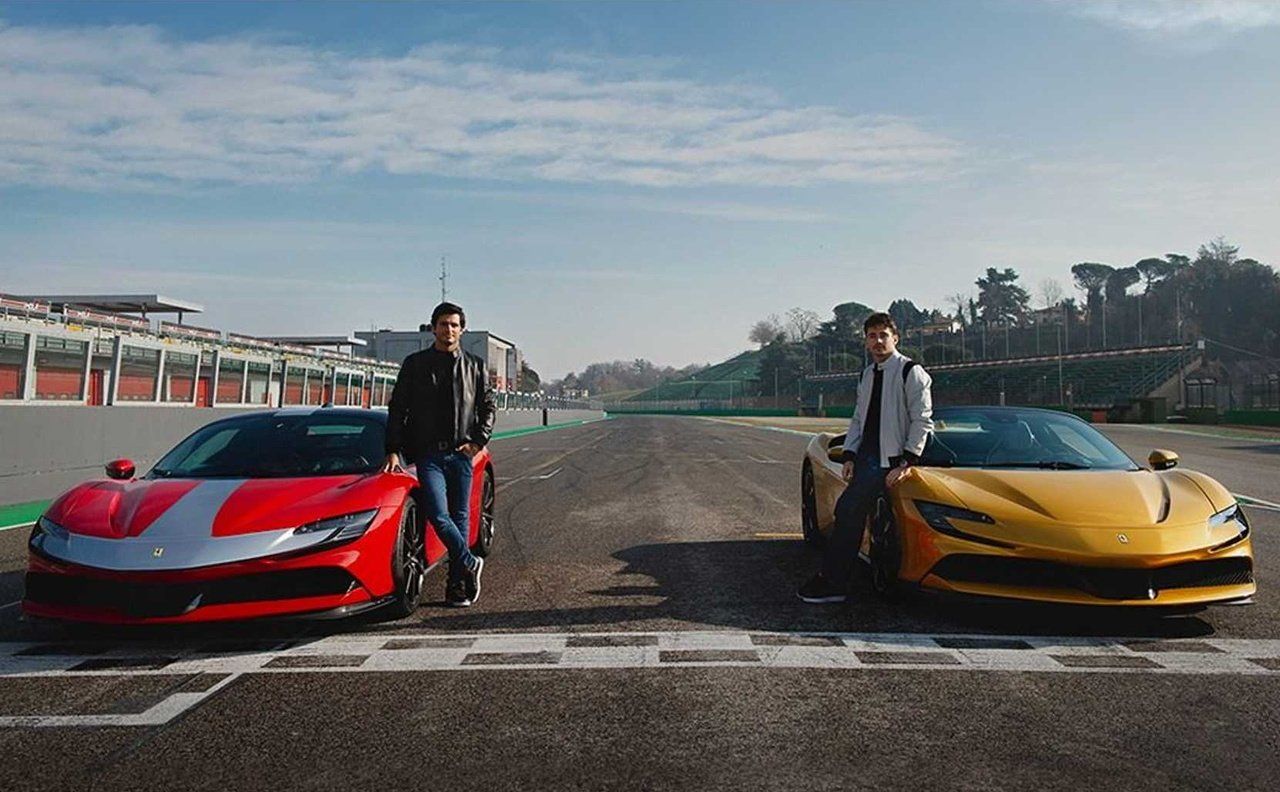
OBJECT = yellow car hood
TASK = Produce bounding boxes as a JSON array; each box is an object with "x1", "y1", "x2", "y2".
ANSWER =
[{"x1": 923, "y1": 468, "x2": 1217, "y2": 529}]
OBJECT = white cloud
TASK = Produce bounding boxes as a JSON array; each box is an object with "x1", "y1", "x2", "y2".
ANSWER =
[
  {"x1": 1060, "y1": 0, "x2": 1280, "y2": 35},
  {"x1": 0, "y1": 22, "x2": 965, "y2": 191}
]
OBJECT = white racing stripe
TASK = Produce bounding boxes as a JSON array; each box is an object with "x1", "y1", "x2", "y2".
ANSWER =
[{"x1": 28, "y1": 479, "x2": 346, "y2": 571}]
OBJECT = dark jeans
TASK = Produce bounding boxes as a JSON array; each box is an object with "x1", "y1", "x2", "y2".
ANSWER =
[
  {"x1": 414, "y1": 451, "x2": 477, "y2": 583},
  {"x1": 823, "y1": 457, "x2": 889, "y2": 587}
]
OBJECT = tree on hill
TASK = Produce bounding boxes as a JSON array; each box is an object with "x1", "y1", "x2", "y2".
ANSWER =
[
  {"x1": 888, "y1": 298, "x2": 928, "y2": 332},
  {"x1": 1173, "y1": 238, "x2": 1280, "y2": 356},
  {"x1": 1135, "y1": 258, "x2": 1175, "y2": 293},
  {"x1": 757, "y1": 337, "x2": 812, "y2": 397},
  {"x1": 834, "y1": 299, "x2": 875, "y2": 332},
  {"x1": 1038, "y1": 278, "x2": 1065, "y2": 309},
  {"x1": 785, "y1": 307, "x2": 821, "y2": 343},
  {"x1": 748, "y1": 314, "x2": 784, "y2": 347},
  {"x1": 1105, "y1": 266, "x2": 1140, "y2": 302},
  {"x1": 1071, "y1": 262, "x2": 1114, "y2": 311},
  {"x1": 975, "y1": 267, "x2": 1030, "y2": 324},
  {"x1": 547, "y1": 358, "x2": 707, "y2": 396},
  {"x1": 1198, "y1": 237, "x2": 1239, "y2": 265},
  {"x1": 947, "y1": 293, "x2": 971, "y2": 326}
]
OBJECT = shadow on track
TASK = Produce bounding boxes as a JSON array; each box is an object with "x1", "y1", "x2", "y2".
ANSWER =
[
  {"x1": 411, "y1": 540, "x2": 1217, "y2": 638},
  {"x1": 1, "y1": 540, "x2": 1219, "y2": 647}
]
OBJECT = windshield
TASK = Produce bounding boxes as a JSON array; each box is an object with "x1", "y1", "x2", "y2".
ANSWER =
[
  {"x1": 150, "y1": 413, "x2": 386, "y2": 479},
  {"x1": 919, "y1": 408, "x2": 1139, "y2": 471}
]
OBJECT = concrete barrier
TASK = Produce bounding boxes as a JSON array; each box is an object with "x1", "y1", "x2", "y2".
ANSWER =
[{"x1": 0, "y1": 405, "x2": 603, "y2": 506}]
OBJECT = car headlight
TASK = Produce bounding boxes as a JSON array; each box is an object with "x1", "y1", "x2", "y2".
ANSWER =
[
  {"x1": 1209, "y1": 503, "x2": 1249, "y2": 551},
  {"x1": 293, "y1": 509, "x2": 379, "y2": 544},
  {"x1": 913, "y1": 500, "x2": 1012, "y2": 548},
  {"x1": 29, "y1": 515, "x2": 70, "y2": 554}
]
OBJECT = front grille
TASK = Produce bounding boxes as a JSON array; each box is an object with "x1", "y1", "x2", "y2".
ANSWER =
[
  {"x1": 25, "y1": 568, "x2": 359, "y2": 618},
  {"x1": 930, "y1": 555, "x2": 1253, "y2": 601}
]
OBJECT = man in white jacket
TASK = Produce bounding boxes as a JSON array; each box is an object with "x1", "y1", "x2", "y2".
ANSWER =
[{"x1": 799, "y1": 311, "x2": 934, "y2": 604}]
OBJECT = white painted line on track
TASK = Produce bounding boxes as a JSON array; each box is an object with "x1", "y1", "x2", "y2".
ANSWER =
[
  {"x1": 0, "y1": 521, "x2": 35, "y2": 533},
  {"x1": 0, "y1": 671, "x2": 242, "y2": 729},
  {"x1": 696, "y1": 417, "x2": 816, "y2": 437},
  {"x1": 1, "y1": 632, "x2": 1276, "y2": 691},
  {"x1": 0, "y1": 601, "x2": 21, "y2": 613},
  {"x1": 747, "y1": 455, "x2": 790, "y2": 464}
]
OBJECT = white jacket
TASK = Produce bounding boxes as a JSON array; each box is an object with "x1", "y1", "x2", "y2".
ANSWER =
[{"x1": 841, "y1": 351, "x2": 934, "y2": 467}]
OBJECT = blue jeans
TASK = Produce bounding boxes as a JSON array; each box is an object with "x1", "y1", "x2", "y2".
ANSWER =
[
  {"x1": 823, "y1": 456, "x2": 889, "y2": 586},
  {"x1": 414, "y1": 451, "x2": 477, "y2": 583}
]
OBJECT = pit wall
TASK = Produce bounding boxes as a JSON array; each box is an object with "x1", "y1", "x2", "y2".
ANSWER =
[{"x1": 0, "y1": 405, "x2": 603, "y2": 507}]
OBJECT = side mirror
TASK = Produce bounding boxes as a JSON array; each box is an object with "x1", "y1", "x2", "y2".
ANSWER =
[
  {"x1": 827, "y1": 446, "x2": 846, "y2": 464},
  {"x1": 1148, "y1": 449, "x2": 1178, "y2": 471},
  {"x1": 105, "y1": 459, "x2": 136, "y2": 480}
]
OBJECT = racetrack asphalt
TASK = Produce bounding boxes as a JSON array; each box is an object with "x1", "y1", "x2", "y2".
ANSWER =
[{"x1": 0, "y1": 415, "x2": 1277, "y2": 791}]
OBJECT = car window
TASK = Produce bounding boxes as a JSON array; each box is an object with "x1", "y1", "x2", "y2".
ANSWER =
[
  {"x1": 151, "y1": 415, "x2": 385, "y2": 478},
  {"x1": 920, "y1": 408, "x2": 1136, "y2": 470}
]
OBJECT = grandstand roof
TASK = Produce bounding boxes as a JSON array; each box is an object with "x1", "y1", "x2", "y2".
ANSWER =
[
  {"x1": 260, "y1": 335, "x2": 368, "y2": 348},
  {"x1": 13, "y1": 293, "x2": 204, "y2": 316}
]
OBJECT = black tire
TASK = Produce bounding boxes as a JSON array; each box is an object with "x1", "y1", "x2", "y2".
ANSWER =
[
  {"x1": 385, "y1": 498, "x2": 425, "y2": 619},
  {"x1": 801, "y1": 461, "x2": 823, "y2": 549},
  {"x1": 471, "y1": 467, "x2": 496, "y2": 558},
  {"x1": 867, "y1": 494, "x2": 902, "y2": 599}
]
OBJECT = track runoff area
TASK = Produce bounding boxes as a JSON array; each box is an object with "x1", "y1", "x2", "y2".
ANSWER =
[{"x1": 1, "y1": 415, "x2": 1278, "y2": 791}]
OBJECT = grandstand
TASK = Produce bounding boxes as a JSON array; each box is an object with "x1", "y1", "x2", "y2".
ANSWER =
[
  {"x1": 622, "y1": 349, "x2": 761, "y2": 402},
  {"x1": 0, "y1": 291, "x2": 574, "y2": 411},
  {"x1": 607, "y1": 344, "x2": 1191, "y2": 416},
  {"x1": 807, "y1": 345, "x2": 1190, "y2": 412}
]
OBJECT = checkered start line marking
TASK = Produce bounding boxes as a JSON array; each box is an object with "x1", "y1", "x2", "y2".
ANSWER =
[{"x1": 2, "y1": 631, "x2": 1278, "y2": 728}]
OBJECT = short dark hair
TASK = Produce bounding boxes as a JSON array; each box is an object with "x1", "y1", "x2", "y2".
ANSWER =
[
  {"x1": 431, "y1": 302, "x2": 466, "y2": 329},
  {"x1": 863, "y1": 312, "x2": 898, "y2": 336}
]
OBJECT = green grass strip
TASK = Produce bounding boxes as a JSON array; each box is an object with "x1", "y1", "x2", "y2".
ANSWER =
[
  {"x1": 490, "y1": 416, "x2": 609, "y2": 441},
  {"x1": 0, "y1": 499, "x2": 49, "y2": 530}
]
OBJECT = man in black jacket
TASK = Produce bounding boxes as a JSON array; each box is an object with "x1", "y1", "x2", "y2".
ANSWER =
[{"x1": 382, "y1": 302, "x2": 497, "y2": 607}]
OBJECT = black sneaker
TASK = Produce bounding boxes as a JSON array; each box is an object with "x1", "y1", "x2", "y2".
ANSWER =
[
  {"x1": 464, "y1": 556, "x2": 484, "y2": 605},
  {"x1": 797, "y1": 573, "x2": 848, "y2": 604},
  {"x1": 446, "y1": 578, "x2": 472, "y2": 608}
]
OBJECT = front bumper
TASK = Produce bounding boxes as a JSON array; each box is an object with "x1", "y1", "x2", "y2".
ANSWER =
[
  {"x1": 22, "y1": 537, "x2": 388, "y2": 624},
  {"x1": 918, "y1": 551, "x2": 1255, "y2": 606}
]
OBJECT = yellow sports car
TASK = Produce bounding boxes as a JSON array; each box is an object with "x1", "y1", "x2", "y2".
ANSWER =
[{"x1": 800, "y1": 406, "x2": 1255, "y2": 606}]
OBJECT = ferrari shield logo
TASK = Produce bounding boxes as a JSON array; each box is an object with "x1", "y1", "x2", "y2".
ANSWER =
[
  {"x1": 1116, "y1": 534, "x2": 1129, "y2": 544},
  {"x1": 152, "y1": 546, "x2": 165, "y2": 558}
]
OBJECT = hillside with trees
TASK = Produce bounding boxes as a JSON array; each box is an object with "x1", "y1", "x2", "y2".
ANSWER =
[{"x1": 611, "y1": 237, "x2": 1278, "y2": 404}]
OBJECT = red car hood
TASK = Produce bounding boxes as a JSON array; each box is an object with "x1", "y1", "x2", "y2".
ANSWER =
[{"x1": 45, "y1": 474, "x2": 392, "y2": 540}]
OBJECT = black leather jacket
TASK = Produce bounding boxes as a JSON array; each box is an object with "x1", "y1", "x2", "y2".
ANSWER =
[{"x1": 384, "y1": 348, "x2": 496, "y2": 458}]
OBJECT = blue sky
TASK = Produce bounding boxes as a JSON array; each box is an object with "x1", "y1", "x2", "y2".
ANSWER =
[{"x1": 1, "y1": 1, "x2": 1278, "y2": 378}]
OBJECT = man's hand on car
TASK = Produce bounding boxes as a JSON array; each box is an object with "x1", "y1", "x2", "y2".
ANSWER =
[
  {"x1": 842, "y1": 461, "x2": 855, "y2": 482},
  {"x1": 885, "y1": 464, "x2": 912, "y2": 488},
  {"x1": 458, "y1": 442, "x2": 481, "y2": 458},
  {"x1": 380, "y1": 453, "x2": 405, "y2": 474}
]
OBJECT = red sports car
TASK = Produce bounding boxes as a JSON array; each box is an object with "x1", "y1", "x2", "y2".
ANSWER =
[{"x1": 23, "y1": 408, "x2": 495, "y2": 624}]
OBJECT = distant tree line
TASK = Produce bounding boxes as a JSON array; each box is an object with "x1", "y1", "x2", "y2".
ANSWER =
[
  {"x1": 548, "y1": 358, "x2": 708, "y2": 397},
  {"x1": 751, "y1": 237, "x2": 1279, "y2": 398}
]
